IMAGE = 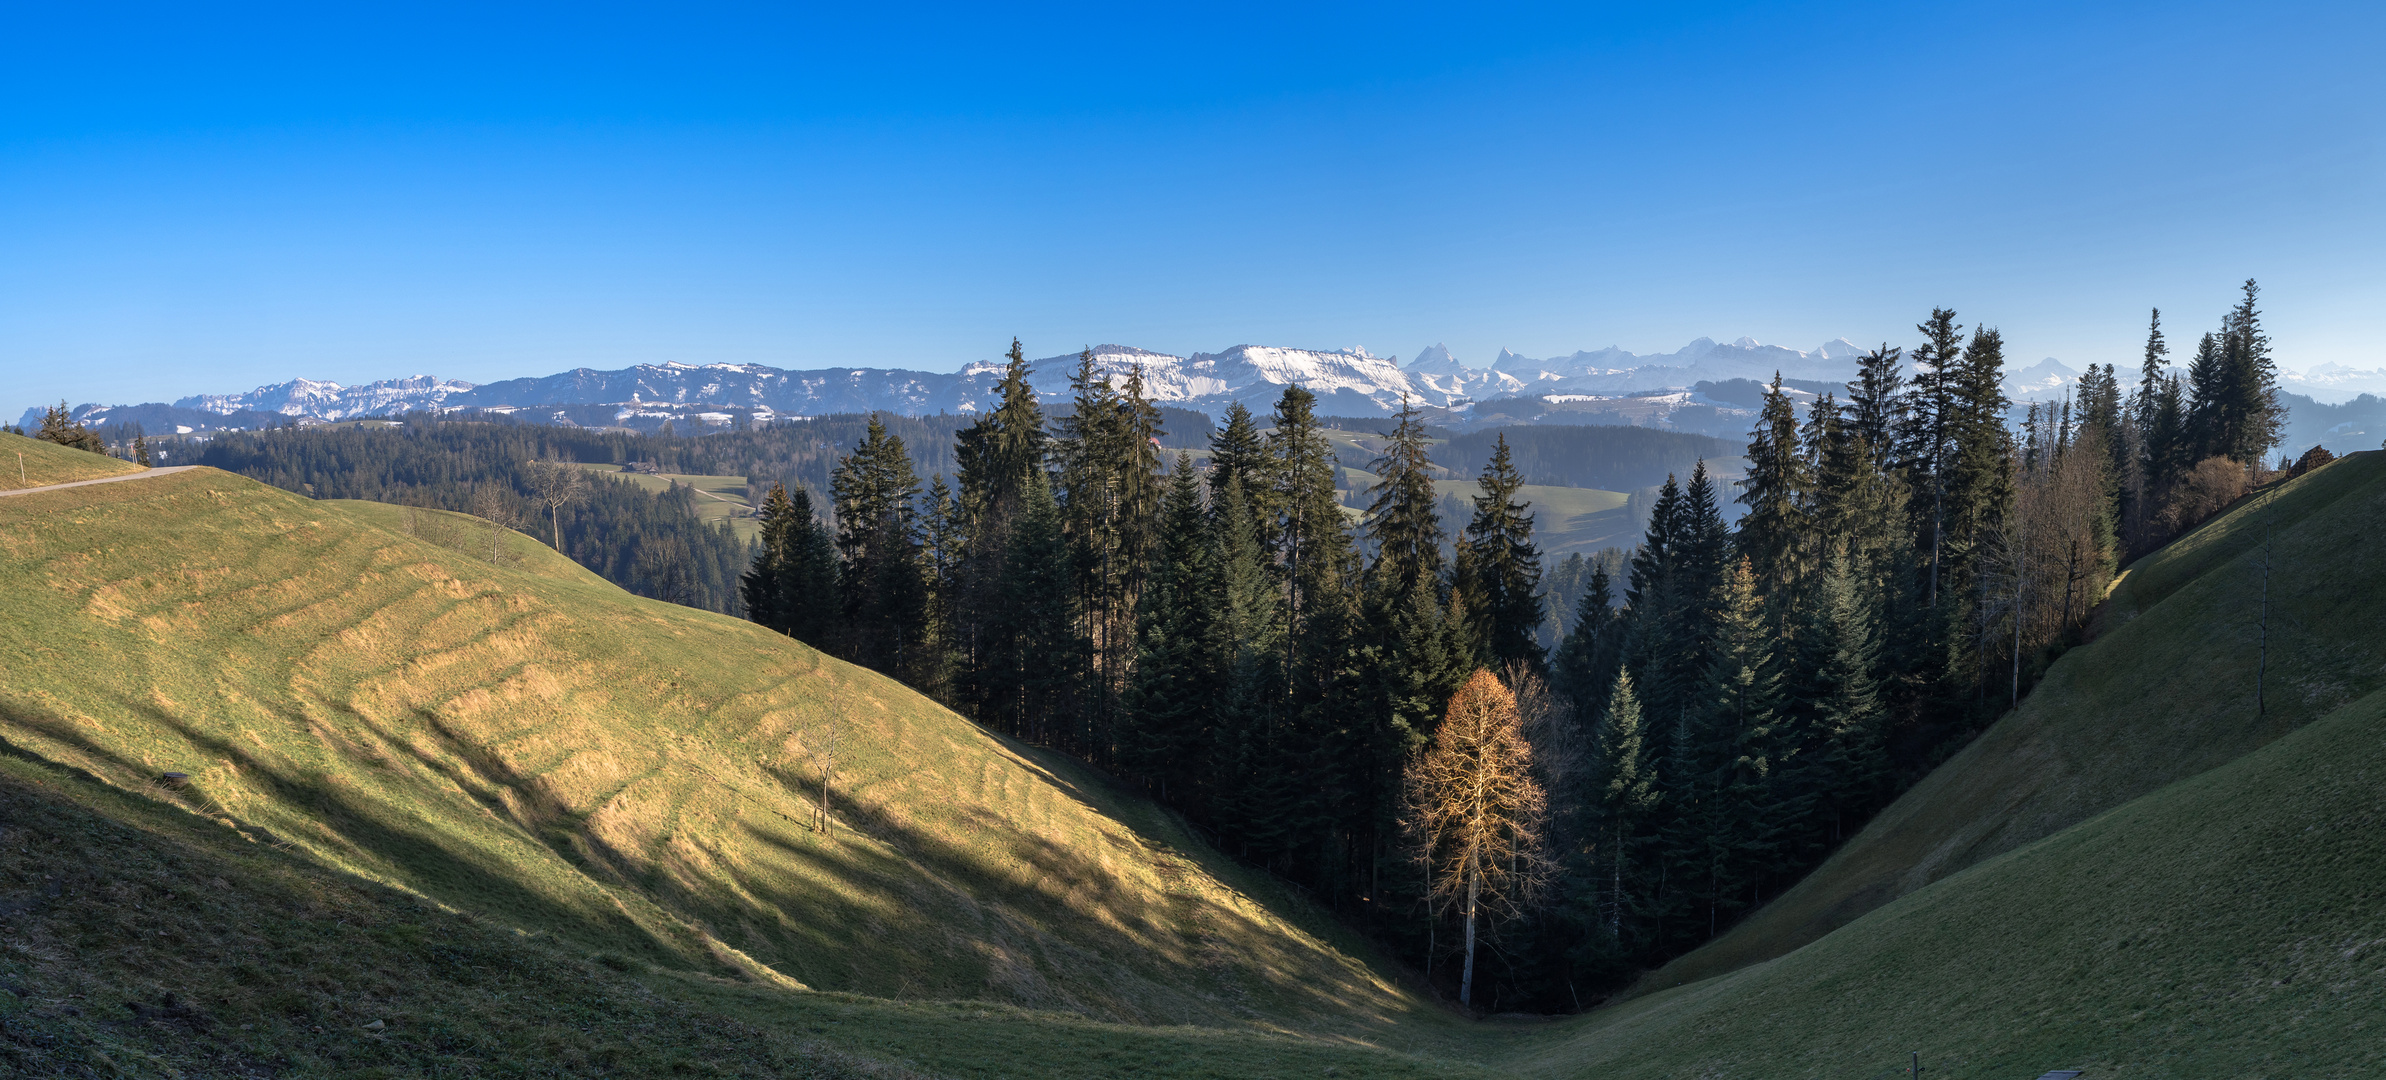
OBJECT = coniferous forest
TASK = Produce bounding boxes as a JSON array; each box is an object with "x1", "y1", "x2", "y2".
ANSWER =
[{"x1": 749, "y1": 287, "x2": 2294, "y2": 1010}]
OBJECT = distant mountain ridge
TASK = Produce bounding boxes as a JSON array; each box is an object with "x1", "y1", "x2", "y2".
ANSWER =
[{"x1": 30, "y1": 335, "x2": 2103, "y2": 437}]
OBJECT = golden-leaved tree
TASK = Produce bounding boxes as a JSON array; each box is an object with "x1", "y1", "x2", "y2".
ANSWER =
[{"x1": 1404, "y1": 668, "x2": 1549, "y2": 1008}]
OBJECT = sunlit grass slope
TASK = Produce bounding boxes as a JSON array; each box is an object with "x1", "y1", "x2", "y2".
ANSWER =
[
  {"x1": 1506, "y1": 683, "x2": 2386, "y2": 1079},
  {"x1": 1632, "y1": 449, "x2": 2386, "y2": 995},
  {"x1": 0, "y1": 467, "x2": 1492, "y2": 1070},
  {"x1": 0, "y1": 737, "x2": 1509, "y2": 1078},
  {"x1": 0, "y1": 430, "x2": 144, "y2": 490}
]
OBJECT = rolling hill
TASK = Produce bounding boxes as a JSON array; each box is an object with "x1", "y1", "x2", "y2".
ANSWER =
[
  {"x1": 0, "y1": 430, "x2": 145, "y2": 490},
  {"x1": 0, "y1": 466, "x2": 1503, "y2": 1076}
]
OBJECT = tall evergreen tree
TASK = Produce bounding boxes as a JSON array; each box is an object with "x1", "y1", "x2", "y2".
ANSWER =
[
  {"x1": 1552, "y1": 561, "x2": 1619, "y2": 725},
  {"x1": 1206, "y1": 470, "x2": 1291, "y2": 855},
  {"x1": 1736, "y1": 373, "x2": 1813, "y2": 594},
  {"x1": 2216, "y1": 279, "x2": 2284, "y2": 466},
  {"x1": 743, "y1": 483, "x2": 839, "y2": 648},
  {"x1": 1777, "y1": 553, "x2": 1885, "y2": 858},
  {"x1": 1456, "y1": 433, "x2": 1545, "y2": 671},
  {"x1": 1267, "y1": 386, "x2": 1359, "y2": 652},
  {"x1": 1053, "y1": 351, "x2": 1164, "y2": 761},
  {"x1": 953, "y1": 339, "x2": 1049, "y2": 719},
  {"x1": 1118, "y1": 455, "x2": 1221, "y2": 805},
  {"x1": 1354, "y1": 395, "x2": 1469, "y2": 898},
  {"x1": 1845, "y1": 345, "x2": 1906, "y2": 467},
  {"x1": 2185, "y1": 328, "x2": 2230, "y2": 464},
  {"x1": 1363, "y1": 396, "x2": 1447, "y2": 602},
  {"x1": 830, "y1": 416, "x2": 930, "y2": 683},
  {"x1": 1589, "y1": 670, "x2": 1657, "y2": 951},
  {"x1": 1207, "y1": 401, "x2": 1272, "y2": 528},
  {"x1": 743, "y1": 484, "x2": 796, "y2": 635},
  {"x1": 1676, "y1": 558, "x2": 1780, "y2": 937},
  {"x1": 1899, "y1": 308, "x2": 1965, "y2": 606},
  {"x1": 982, "y1": 471, "x2": 1080, "y2": 744}
]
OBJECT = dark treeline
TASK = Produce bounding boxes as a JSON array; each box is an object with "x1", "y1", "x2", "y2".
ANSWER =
[
  {"x1": 190, "y1": 420, "x2": 751, "y2": 612},
  {"x1": 751, "y1": 285, "x2": 2290, "y2": 1012}
]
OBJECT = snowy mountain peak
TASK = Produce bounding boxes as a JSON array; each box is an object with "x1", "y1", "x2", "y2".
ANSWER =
[
  {"x1": 2004, "y1": 357, "x2": 2083, "y2": 401},
  {"x1": 1732, "y1": 336, "x2": 1761, "y2": 348},
  {"x1": 1405, "y1": 343, "x2": 1472, "y2": 376},
  {"x1": 176, "y1": 375, "x2": 480, "y2": 420}
]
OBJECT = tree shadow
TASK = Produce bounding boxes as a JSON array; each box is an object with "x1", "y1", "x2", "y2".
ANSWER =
[{"x1": 0, "y1": 695, "x2": 700, "y2": 970}]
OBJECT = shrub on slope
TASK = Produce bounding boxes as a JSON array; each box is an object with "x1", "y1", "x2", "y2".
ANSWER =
[
  {"x1": 0, "y1": 468, "x2": 1455, "y2": 1047},
  {"x1": 1633, "y1": 450, "x2": 2386, "y2": 994}
]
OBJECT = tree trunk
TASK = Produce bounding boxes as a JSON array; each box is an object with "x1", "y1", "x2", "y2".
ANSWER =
[{"x1": 1460, "y1": 861, "x2": 1480, "y2": 1008}]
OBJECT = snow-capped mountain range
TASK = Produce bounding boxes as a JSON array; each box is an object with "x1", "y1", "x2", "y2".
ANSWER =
[
  {"x1": 35, "y1": 337, "x2": 1870, "y2": 421},
  {"x1": 33, "y1": 336, "x2": 2156, "y2": 437}
]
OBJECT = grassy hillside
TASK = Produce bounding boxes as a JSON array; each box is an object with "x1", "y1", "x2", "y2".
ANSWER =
[
  {"x1": 1503, "y1": 682, "x2": 2386, "y2": 1078},
  {"x1": 0, "y1": 741, "x2": 1514, "y2": 1079},
  {"x1": 1631, "y1": 449, "x2": 2386, "y2": 994},
  {"x1": 0, "y1": 430, "x2": 144, "y2": 490},
  {"x1": 0, "y1": 467, "x2": 1501, "y2": 1074}
]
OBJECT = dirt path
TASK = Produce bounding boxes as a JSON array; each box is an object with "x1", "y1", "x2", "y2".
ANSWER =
[{"x1": 0, "y1": 466, "x2": 200, "y2": 498}]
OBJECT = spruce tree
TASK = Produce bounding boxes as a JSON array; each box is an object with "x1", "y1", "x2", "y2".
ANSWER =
[
  {"x1": 1846, "y1": 345, "x2": 1905, "y2": 467},
  {"x1": 1266, "y1": 385, "x2": 1361, "y2": 884},
  {"x1": 1208, "y1": 401, "x2": 1272, "y2": 528},
  {"x1": 1778, "y1": 552, "x2": 1885, "y2": 859},
  {"x1": 1552, "y1": 561, "x2": 1619, "y2": 725},
  {"x1": 1684, "y1": 557, "x2": 1781, "y2": 933},
  {"x1": 1458, "y1": 433, "x2": 1545, "y2": 671},
  {"x1": 1355, "y1": 395, "x2": 1468, "y2": 892},
  {"x1": 952, "y1": 339, "x2": 1049, "y2": 719},
  {"x1": 2185, "y1": 328, "x2": 2229, "y2": 464},
  {"x1": 829, "y1": 416, "x2": 930, "y2": 682},
  {"x1": 1899, "y1": 308, "x2": 1964, "y2": 606},
  {"x1": 1206, "y1": 470, "x2": 1290, "y2": 855},
  {"x1": 1053, "y1": 351, "x2": 1164, "y2": 760},
  {"x1": 742, "y1": 483, "x2": 796, "y2": 635},
  {"x1": 1363, "y1": 396, "x2": 1447, "y2": 602},
  {"x1": 2219, "y1": 280, "x2": 2284, "y2": 466},
  {"x1": 1736, "y1": 373, "x2": 1813, "y2": 594},
  {"x1": 1266, "y1": 386, "x2": 1358, "y2": 653},
  {"x1": 1621, "y1": 475, "x2": 1684, "y2": 725},
  {"x1": 1590, "y1": 670, "x2": 1657, "y2": 950},
  {"x1": 1118, "y1": 455, "x2": 1220, "y2": 805},
  {"x1": 1942, "y1": 326, "x2": 2016, "y2": 629},
  {"x1": 984, "y1": 471, "x2": 1080, "y2": 744},
  {"x1": 785, "y1": 485, "x2": 840, "y2": 648}
]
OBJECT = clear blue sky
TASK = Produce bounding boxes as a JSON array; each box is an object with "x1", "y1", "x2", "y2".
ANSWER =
[{"x1": 4, "y1": 1, "x2": 2381, "y2": 412}]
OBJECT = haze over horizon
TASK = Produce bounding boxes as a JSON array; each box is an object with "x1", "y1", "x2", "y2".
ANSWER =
[{"x1": 5, "y1": 1, "x2": 2382, "y2": 412}]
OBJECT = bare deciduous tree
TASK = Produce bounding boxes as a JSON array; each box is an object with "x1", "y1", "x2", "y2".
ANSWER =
[
  {"x1": 524, "y1": 458, "x2": 589, "y2": 550},
  {"x1": 467, "y1": 483, "x2": 522, "y2": 564},
  {"x1": 1403, "y1": 668, "x2": 1550, "y2": 1009},
  {"x1": 789, "y1": 723, "x2": 842, "y2": 839}
]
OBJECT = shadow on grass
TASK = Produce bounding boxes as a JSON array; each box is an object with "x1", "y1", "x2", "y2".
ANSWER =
[{"x1": 0, "y1": 694, "x2": 707, "y2": 971}]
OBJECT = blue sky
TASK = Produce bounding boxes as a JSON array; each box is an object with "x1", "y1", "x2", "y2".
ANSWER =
[{"x1": 4, "y1": 1, "x2": 2381, "y2": 412}]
